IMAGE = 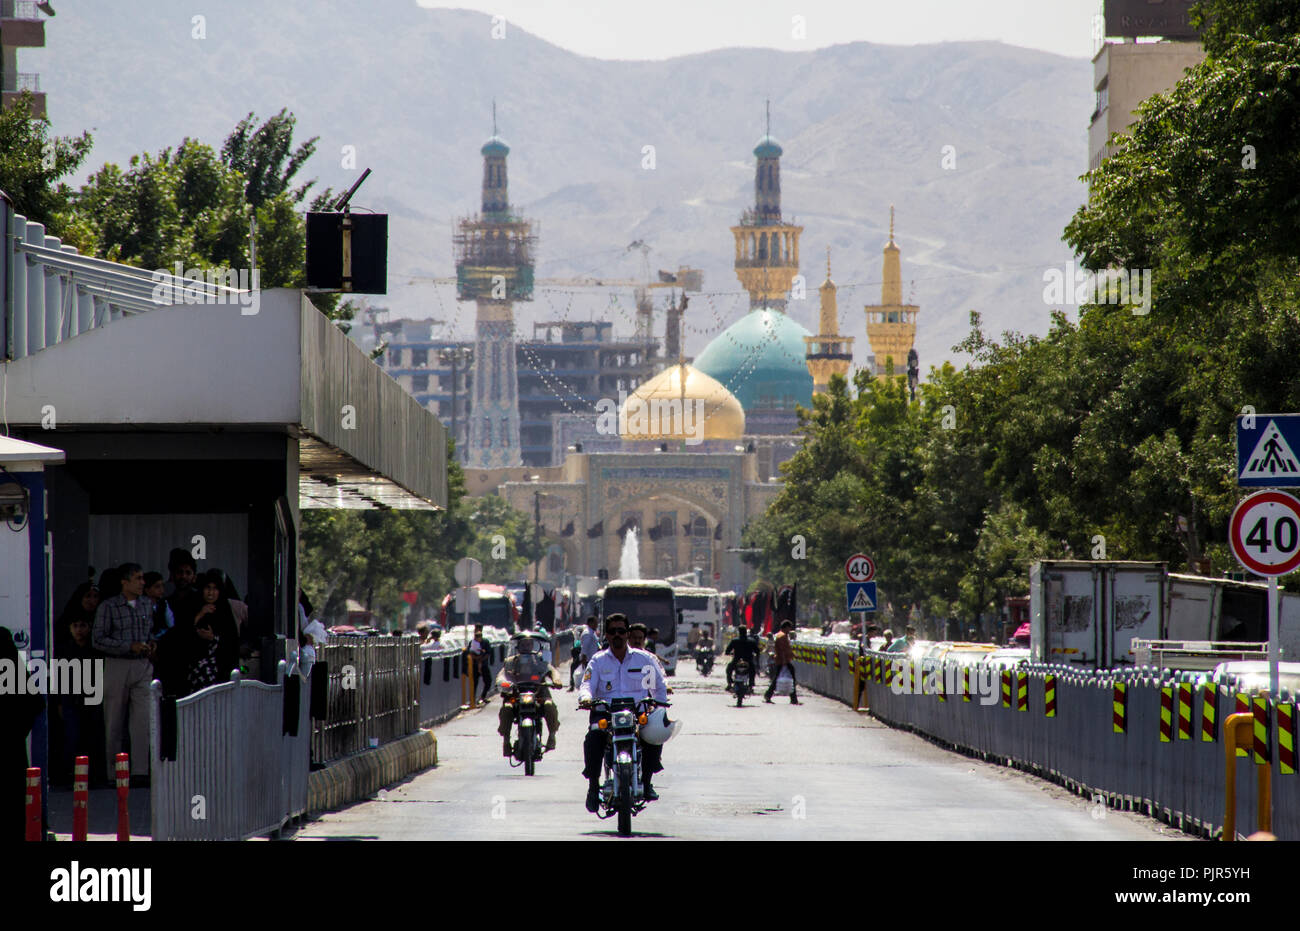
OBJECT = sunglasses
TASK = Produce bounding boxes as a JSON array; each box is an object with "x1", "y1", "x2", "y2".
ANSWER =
[{"x1": 606, "y1": 627, "x2": 627, "y2": 636}]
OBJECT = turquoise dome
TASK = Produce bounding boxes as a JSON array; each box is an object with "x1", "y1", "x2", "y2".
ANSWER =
[
  {"x1": 481, "y1": 135, "x2": 510, "y2": 157},
  {"x1": 753, "y1": 134, "x2": 783, "y2": 159},
  {"x1": 693, "y1": 308, "x2": 813, "y2": 413}
]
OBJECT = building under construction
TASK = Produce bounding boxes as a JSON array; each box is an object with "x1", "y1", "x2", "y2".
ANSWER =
[{"x1": 360, "y1": 313, "x2": 663, "y2": 468}]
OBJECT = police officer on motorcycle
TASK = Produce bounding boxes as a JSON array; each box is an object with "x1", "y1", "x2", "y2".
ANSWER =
[
  {"x1": 498, "y1": 631, "x2": 563, "y2": 755},
  {"x1": 725, "y1": 626, "x2": 761, "y2": 691},
  {"x1": 578, "y1": 613, "x2": 668, "y2": 811}
]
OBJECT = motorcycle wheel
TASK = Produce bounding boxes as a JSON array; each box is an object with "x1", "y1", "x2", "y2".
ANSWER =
[
  {"x1": 520, "y1": 726, "x2": 536, "y2": 777},
  {"x1": 736, "y1": 686, "x2": 744, "y2": 707},
  {"x1": 616, "y1": 762, "x2": 633, "y2": 836}
]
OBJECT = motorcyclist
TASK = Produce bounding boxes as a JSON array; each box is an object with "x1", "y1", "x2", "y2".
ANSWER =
[
  {"x1": 626, "y1": 622, "x2": 673, "y2": 801},
  {"x1": 578, "y1": 612, "x2": 668, "y2": 811},
  {"x1": 725, "y1": 626, "x2": 761, "y2": 691},
  {"x1": 497, "y1": 631, "x2": 563, "y2": 755},
  {"x1": 694, "y1": 625, "x2": 715, "y2": 673}
]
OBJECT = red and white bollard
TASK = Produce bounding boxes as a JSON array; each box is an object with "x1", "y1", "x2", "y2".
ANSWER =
[
  {"x1": 115, "y1": 753, "x2": 130, "y2": 841},
  {"x1": 25, "y1": 768, "x2": 41, "y2": 842},
  {"x1": 72, "y1": 755, "x2": 89, "y2": 842}
]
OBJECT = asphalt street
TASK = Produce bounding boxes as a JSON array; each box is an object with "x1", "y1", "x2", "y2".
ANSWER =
[{"x1": 296, "y1": 660, "x2": 1187, "y2": 841}]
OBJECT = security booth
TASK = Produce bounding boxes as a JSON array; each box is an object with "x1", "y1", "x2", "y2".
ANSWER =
[{"x1": 0, "y1": 436, "x2": 66, "y2": 781}]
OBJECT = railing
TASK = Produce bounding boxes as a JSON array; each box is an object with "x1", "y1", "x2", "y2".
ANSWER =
[
  {"x1": 150, "y1": 661, "x2": 310, "y2": 841},
  {"x1": 789, "y1": 641, "x2": 1300, "y2": 840},
  {"x1": 311, "y1": 635, "x2": 422, "y2": 764},
  {"x1": 1, "y1": 72, "x2": 40, "y2": 92},
  {"x1": 2, "y1": 1, "x2": 42, "y2": 20},
  {"x1": 2, "y1": 206, "x2": 255, "y2": 361}
]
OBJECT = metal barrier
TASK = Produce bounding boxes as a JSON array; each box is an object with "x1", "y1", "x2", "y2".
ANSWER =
[
  {"x1": 414, "y1": 631, "x2": 575, "y2": 725},
  {"x1": 789, "y1": 644, "x2": 1300, "y2": 840},
  {"x1": 3, "y1": 206, "x2": 258, "y2": 361},
  {"x1": 149, "y1": 661, "x2": 310, "y2": 841},
  {"x1": 312, "y1": 635, "x2": 422, "y2": 764}
]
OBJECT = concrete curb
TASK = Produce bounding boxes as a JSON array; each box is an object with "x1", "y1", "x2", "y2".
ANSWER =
[{"x1": 307, "y1": 729, "x2": 439, "y2": 814}]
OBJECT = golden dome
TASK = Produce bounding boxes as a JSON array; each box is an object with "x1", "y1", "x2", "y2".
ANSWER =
[{"x1": 620, "y1": 363, "x2": 745, "y2": 442}]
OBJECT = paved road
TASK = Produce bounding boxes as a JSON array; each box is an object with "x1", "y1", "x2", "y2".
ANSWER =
[{"x1": 297, "y1": 661, "x2": 1187, "y2": 841}]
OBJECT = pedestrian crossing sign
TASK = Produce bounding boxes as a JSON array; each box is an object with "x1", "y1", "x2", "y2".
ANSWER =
[
  {"x1": 1238, "y1": 414, "x2": 1300, "y2": 487},
  {"x1": 846, "y1": 582, "x2": 877, "y2": 613}
]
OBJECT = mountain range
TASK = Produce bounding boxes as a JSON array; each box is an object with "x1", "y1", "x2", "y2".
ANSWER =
[{"x1": 39, "y1": 0, "x2": 1093, "y2": 369}]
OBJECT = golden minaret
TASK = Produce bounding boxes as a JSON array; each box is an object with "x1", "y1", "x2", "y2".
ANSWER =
[
  {"x1": 863, "y1": 207, "x2": 918, "y2": 379},
  {"x1": 803, "y1": 249, "x2": 854, "y2": 393}
]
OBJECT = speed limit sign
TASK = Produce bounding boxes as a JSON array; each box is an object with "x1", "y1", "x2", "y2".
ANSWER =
[
  {"x1": 1229, "y1": 490, "x2": 1300, "y2": 577},
  {"x1": 845, "y1": 553, "x2": 875, "y2": 582}
]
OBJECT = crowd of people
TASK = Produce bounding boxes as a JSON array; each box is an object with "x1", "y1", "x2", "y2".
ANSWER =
[{"x1": 51, "y1": 548, "x2": 257, "y2": 787}]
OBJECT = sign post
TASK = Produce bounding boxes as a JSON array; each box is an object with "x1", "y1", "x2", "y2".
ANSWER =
[
  {"x1": 455, "y1": 558, "x2": 483, "y2": 708},
  {"x1": 845, "y1": 555, "x2": 877, "y2": 652},
  {"x1": 1228, "y1": 491, "x2": 1300, "y2": 699}
]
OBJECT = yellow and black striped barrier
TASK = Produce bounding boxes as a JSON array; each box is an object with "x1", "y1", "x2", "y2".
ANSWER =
[
  {"x1": 1177, "y1": 681, "x2": 1193, "y2": 741},
  {"x1": 1015, "y1": 671, "x2": 1028, "y2": 712},
  {"x1": 1044, "y1": 673, "x2": 1056, "y2": 717},
  {"x1": 1112, "y1": 681, "x2": 1127, "y2": 734},
  {"x1": 1279, "y1": 701, "x2": 1296, "y2": 776},
  {"x1": 1159, "y1": 685, "x2": 1173, "y2": 743},
  {"x1": 1201, "y1": 681, "x2": 1217, "y2": 742}
]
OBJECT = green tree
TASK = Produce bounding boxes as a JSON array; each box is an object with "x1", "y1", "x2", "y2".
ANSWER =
[{"x1": 0, "y1": 92, "x2": 93, "y2": 243}]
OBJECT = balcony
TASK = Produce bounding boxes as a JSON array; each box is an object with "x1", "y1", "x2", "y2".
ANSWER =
[
  {"x1": 2, "y1": 75, "x2": 45, "y2": 117},
  {"x1": 1, "y1": 2, "x2": 46, "y2": 46}
]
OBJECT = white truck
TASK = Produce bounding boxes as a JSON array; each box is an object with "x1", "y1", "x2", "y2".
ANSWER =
[{"x1": 1029, "y1": 560, "x2": 1300, "y2": 670}]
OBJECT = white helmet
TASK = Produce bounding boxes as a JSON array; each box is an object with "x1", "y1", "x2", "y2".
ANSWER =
[{"x1": 639, "y1": 707, "x2": 681, "y2": 745}]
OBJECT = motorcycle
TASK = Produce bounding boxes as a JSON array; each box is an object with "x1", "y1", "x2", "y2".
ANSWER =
[
  {"x1": 506, "y1": 682, "x2": 546, "y2": 776},
  {"x1": 589, "y1": 697, "x2": 668, "y2": 836},
  {"x1": 733, "y1": 658, "x2": 752, "y2": 707},
  {"x1": 695, "y1": 645, "x2": 715, "y2": 676}
]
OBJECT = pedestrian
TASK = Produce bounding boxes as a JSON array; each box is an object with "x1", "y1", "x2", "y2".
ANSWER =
[
  {"x1": 463, "y1": 624, "x2": 493, "y2": 702},
  {"x1": 163, "y1": 547, "x2": 197, "y2": 606},
  {"x1": 143, "y1": 572, "x2": 175, "y2": 641},
  {"x1": 763, "y1": 620, "x2": 800, "y2": 704},
  {"x1": 92, "y1": 562, "x2": 156, "y2": 786},
  {"x1": 568, "y1": 629, "x2": 584, "y2": 691},
  {"x1": 646, "y1": 628, "x2": 659, "y2": 656},
  {"x1": 53, "y1": 583, "x2": 106, "y2": 786},
  {"x1": 575, "y1": 615, "x2": 600, "y2": 690},
  {"x1": 0, "y1": 627, "x2": 44, "y2": 840}
]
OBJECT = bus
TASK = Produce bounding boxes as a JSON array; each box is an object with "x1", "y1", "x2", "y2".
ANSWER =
[
  {"x1": 671, "y1": 586, "x2": 722, "y2": 655},
  {"x1": 439, "y1": 583, "x2": 521, "y2": 634},
  {"x1": 600, "y1": 579, "x2": 679, "y2": 675}
]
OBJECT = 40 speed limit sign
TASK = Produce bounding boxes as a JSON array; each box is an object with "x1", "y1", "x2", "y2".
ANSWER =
[{"x1": 1229, "y1": 490, "x2": 1300, "y2": 577}]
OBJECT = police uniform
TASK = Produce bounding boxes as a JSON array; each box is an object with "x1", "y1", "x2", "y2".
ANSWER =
[{"x1": 578, "y1": 647, "x2": 667, "y2": 788}]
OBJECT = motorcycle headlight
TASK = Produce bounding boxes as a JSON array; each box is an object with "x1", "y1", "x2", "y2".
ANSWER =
[
  {"x1": 521, "y1": 694, "x2": 535, "y2": 703},
  {"x1": 613, "y1": 711, "x2": 634, "y2": 728}
]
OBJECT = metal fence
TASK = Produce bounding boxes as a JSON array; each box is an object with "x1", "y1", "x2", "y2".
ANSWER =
[
  {"x1": 788, "y1": 642, "x2": 1300, "y2": 839},
  {"x1": 149, "y1": 661, "x2": 310, "y2": 841},
  {"x1": 312, "y1": 635, "x2": 423, "y2": 764},
  {"x1": 413, "y1": 630, "x2": 575, "y2": 727},
  {"x1": 3, "y1": 205, "x2": 253, "y2": 361}
]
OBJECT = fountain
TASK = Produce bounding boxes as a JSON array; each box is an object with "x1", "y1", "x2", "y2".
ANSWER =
[{"x1": 618, "y1": 527, "x2": 641, "y2": 580}]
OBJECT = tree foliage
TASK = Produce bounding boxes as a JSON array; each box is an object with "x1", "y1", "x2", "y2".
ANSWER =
[{"x1": 746, "y1": 6, "x2": 1300, "y2": 633}]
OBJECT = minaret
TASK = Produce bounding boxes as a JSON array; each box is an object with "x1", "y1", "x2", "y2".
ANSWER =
[
  {"x1": 731, "y1": 102, "x2": 803, "y2": 311},
  {"x1": 453, "y1": 104, "x2": 537, "y2": 468},
  {"x1": 803, "y1": 249, "x2": 854, "y2": 393},
  {"x1": 863, "y1": 207, "x2": 919, "y2": 380}
]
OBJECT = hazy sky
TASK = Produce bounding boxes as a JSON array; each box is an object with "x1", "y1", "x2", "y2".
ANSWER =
[{"x1": 417, "y1": 0, "x2": 1105, "y2": 60}]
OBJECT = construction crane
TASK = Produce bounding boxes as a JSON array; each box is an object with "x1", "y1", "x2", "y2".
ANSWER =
[{"x1": 406, "y1": 240, "x2": 701, "y2": 357}]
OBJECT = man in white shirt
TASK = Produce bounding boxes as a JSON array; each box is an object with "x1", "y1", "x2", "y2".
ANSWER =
[{"x1": 577, "y1": 613, "x2": 667, "y2": 811}]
